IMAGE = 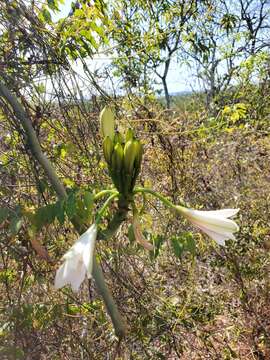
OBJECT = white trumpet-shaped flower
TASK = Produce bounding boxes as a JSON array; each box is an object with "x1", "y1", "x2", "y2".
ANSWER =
[
  {"x1": 54, "y1": 224, "x2": 98, "y2": 292},
  {"x1": 176, "y1": 206, "x2": 239, "y2": 245}
]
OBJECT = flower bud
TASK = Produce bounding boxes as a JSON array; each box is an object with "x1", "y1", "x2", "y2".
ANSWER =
[
  {"x1": 102, "y1": 136, "x2": 113, "y2": 165},
  {"x1": 112, "y1": 142, "x2": 124, "y2": 170},
  {"x1": 114, "y1": 131, "x2": 123, "y2": 144},
  {"x1": 134, "y1": 140, "x2": 143, "y2": 169},
  {"x1": 123, "y1": 140, "x2": 137, "y2": 174},
  {"x1": 130, "y1": 140, "x2": 143, "y2": 190},
  {"x1": 125, "y1": 128, "x2": 134, "y2": 142},
  {"x1": 100, "y1": 106, "x2": 115, "y2": 140}
]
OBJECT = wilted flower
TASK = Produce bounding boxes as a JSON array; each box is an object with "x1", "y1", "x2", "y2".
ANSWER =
[
  {"x1": 54, "y1": 224, "x2": 98, "y2": 292},
  {"x1": 133, "y1": 215, "x2": 154, "y2": 251},
  {"x1": 176, "y1": 206, "x2": 239, "y2": 245}
]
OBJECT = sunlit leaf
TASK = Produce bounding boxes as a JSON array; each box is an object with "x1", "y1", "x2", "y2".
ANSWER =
[
  {"x1": 171, "y1": 232, "x2": 196, "y2": 258},
  {"x1": 9, "y1": 216, "x2": 23, "y2": 235},
  {"x1": 128, "y1": 224, "x2": 135, "y2": 243}
]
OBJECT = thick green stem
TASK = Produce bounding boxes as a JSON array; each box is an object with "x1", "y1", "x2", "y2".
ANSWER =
[
  {"x1": 98, "y1": 196, "x2": 129, "y2": 241},
  {"x1": 0, "y1": 81, "x2": 127, "y2": 338},
  {"x1": 95, "y1": 193, "x2": 119, "y2": 224}
]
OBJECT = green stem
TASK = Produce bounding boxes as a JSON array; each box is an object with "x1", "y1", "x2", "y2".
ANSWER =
[
  {"x1": 133, "y1": 187, "x2": 178, "y2": 209},
  {"x1": 95, "y1": 192, "x2": 119, "y2": 224},
  {"x1": 98, "y1": 195, "x2": 129, "y2": 241},
  {"x1": 92, "y1": 256, "x2": 127, "y2": 336},
  {"x1": 94, "y1": 189, "x2": 117, "y2": 201},
  {"x1": 94, "y1": 195, "x2": 130, "y2": 334}
]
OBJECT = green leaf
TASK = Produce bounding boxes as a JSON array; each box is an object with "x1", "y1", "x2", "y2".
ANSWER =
[
  {"x1": 83, "y1": 191, "x2": 93, "y2": 213},
  {"x1": 150, "y1": 234, "x2": 165, "y2": 260},
  {"x1": 65, "y1": 192, "x2": 77, "y2": 220},
  {"x1": 47, "y1": 0, "x2": 59, "y2": 11},
  {"x1": 171, "y1": 236, "x2": 185, "y2": 258},
  {"x1": 35, "y1": 205, "x2": 54, "y2": 229},
  {"x1": 66, "y1": 304, "x2": 80, "y2": 315},
  {"x1": 37, "y1": 178, "x2": 48, "y2": 193},
  {"x1": 0, "y1": 207, "x2": 10, "y2": 224},
  {"x1": 128, "y1": 224, "x2": 135, "y2": 243},
  {"x1": 55, "y1": 201, "x2": 65, "y2": 225},
  {"x1": 171, "y1": 232, "x2": 196, "y2": 259},
  {"x1": 33, "y1": 201, "x2": 63, "y2": 230},
  {"x1": 9, "y1": 216, "x2": 23, "y2": 235},
  {"x1": 42, "y1": 8, "x2": 52, "y2": 23},
  {"x1": 185, "y1": 232, "x2": 196, "y2": 255}
]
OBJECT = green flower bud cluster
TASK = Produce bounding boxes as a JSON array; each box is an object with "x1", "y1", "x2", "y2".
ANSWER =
[
  {"x1": 100, "y1": 107, "x2": 143, "y2": 195},
  {"x1": 103, "y1": 130, "x2": 143, "y2": 195}
]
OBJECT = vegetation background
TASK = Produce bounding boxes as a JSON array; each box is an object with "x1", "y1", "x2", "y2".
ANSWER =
[{"x1": 0, "y1": 0, "x2": 269, "y2": 359}]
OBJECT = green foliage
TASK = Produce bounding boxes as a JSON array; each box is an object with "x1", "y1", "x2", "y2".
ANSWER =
[
  {"x1": 0, "y1": 1, "x2": 65, "y2": 86},
  {"x1": 171, "y1": 232, "x2": 196, "y2": 258},
  {"x1": 110, "y1": 0, "x2": 197, "y2": 104},
  {"x1": 56, "y1": 1, "x2": 110, "y2": 59},
  {"x1": 9, "y1": 215, "x2": 23, "y2": 235},
  {"x1": 222, "y1": 103, "x2": 248, "y2": 123},
  {"x1": 0, "y1": 269, "x2": 16, "y2": 283},
  {"x1": 149, "y1": 234, "x2": 165, "y2": 260},
  {"x1": 40, "y1": 7, "x2": 52, "y2": 23},
  {"x1": 220, "y1": 13, "x2": 237, "y2": 33},
  {"x1": 31, "y1": 189, "x2": 94, "y2": 231},
  {"x1": 33, "y1": 203, "x2": 61, "y2": 229},
  {"x1": 0, "y1": 207, "x2": 10, "y2": 223},
  {"x1": 47, "y1": 0, "x2": 63, "y2": 12},
  {"x1": 0, "y1": 206, "x2": 23, "y2": 235}
]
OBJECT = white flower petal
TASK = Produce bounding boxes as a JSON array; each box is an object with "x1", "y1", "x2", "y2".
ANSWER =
[
  {"x1": 177, "y1": 206, "x2": 239, "y2": 245},
  {"x1": 192, "y1": 221, "x2": 236, "y2": 245},
  {"x1": 67, "y1": 260, "x2": 86, "y2": 292},
  {"x1": 62, "y1": 253, "x2": 80, "y2": 270},
  {"x1": 180, "y1": 208, "x2": 238, "y2": 231},
  {"x1": 190, "y1": 217, "x2": 239, "y2": 234},
  {"x1": 203, "y1": 209, "x2": 239, "y2": 218},
  {"x1": 54, "y1": 262, "x2": 69, "y2": 289},
  {"x1": 54, "y1": 223, "x2": 98, "y2": 291},
  {"x1": 82, "y1": 225, "x2": 97, "y2": 277}
]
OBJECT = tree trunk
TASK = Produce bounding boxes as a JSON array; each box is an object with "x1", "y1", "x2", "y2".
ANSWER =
[
  {"x1": 162, "y1": 76, "x2": 171, "y2": 109},
  {"x1": 162, "y1": 57, "x2": 171, "y2": 109}
]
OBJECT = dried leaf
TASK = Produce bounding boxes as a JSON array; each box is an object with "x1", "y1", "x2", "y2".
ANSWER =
[{"x1": 29, "y1": 236, "x2": 52, "y2": 263}]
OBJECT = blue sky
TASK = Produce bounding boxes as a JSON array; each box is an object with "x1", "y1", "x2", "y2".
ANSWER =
[
  {"x1": 53, "y1": 0, "x2": 72, "y2": 19},
  {"x1": 52, "y1": 0, "x2": 193, "y2": 94}
]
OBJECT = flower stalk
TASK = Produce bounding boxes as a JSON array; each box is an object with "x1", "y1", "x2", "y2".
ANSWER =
[
  {"x1": 95, "y1": 192, "x2": 119, "y2": 224},
  {"x1": 133, "y1": 187, "x2": 187, "y2": 209},
  {"x1": 94, "y1": 189, "x2": 118, "y2": 201}
]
